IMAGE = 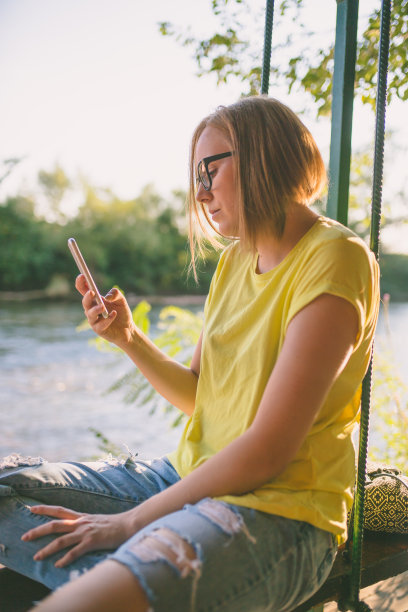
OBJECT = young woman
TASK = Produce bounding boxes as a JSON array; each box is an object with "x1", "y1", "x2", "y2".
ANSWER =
[{"x1": 0, "y1": 96, "x2": 379, "y2": 612}]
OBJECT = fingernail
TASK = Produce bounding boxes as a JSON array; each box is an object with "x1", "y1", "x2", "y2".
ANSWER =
[{"x1": 34, "y1": 554, "x2": 40, "y2": 561}]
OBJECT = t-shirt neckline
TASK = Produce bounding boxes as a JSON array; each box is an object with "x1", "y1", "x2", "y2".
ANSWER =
[{"x1": 252, "y1": 215, "x2": 324, "y2": 279}]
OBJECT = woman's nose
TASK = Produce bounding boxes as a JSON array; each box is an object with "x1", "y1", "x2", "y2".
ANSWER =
[{"x1": 196, "y1": 181, "x2": 211, "y2": 203}]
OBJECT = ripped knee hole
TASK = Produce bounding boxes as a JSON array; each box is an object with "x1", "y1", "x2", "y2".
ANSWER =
[{"x1": 129, "y1": 528, "x2": 200, "y2": 579}]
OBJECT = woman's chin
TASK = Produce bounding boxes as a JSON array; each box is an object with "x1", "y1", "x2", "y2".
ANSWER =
[{"x1": 215, "y1": 220, "x2": 238, "y2": 239}]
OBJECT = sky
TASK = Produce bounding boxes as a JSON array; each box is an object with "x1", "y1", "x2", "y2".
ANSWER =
[{"x1": 0, "y1": 0, "x2": 407, "y2": 246}]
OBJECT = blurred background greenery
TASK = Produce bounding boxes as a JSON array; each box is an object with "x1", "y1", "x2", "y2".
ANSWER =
[
  {"x1": 1, "y1": 155, "x2": 407, "y2": 300},
  {"x1": 0, "y1": 163, "x2": 218, "y2": 297}
]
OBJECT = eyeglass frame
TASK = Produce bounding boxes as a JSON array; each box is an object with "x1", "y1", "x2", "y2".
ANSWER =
[{"x1": 196, "y1": 151, "x2": 233, "y2": 192}]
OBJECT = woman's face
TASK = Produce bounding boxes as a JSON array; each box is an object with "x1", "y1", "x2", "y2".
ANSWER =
[{"x1": 195, "y1": 126, "x2": 238, "y2": 238}]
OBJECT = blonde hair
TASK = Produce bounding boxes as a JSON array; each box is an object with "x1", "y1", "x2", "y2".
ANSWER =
[{"x1": 188, "y1": 95, "x2": 327, "y2": 274}]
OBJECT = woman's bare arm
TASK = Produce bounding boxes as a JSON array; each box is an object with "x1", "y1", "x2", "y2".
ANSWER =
[
  {"x1": 125, "y1": 292, "x2": 359, "y2": 530},
  {"x1": 119, "y1": 325, "x2": 202, "y2": 416},
  {"x1": 76, "y1": 275, "x2": 202, "y2": 416}
]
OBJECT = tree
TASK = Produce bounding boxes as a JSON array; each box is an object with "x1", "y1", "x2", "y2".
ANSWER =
[
  {"x1": 310, "y1": 139, "x2": 408, "y2": 245},
  {"x1": 0, "y1": 166, "x2": 217, "y2": 295},
  {"x1": 159, "y1": 0, "x2": 407, "y2": 115},
  {"x1": 37, "y1": 165, "x2": 72, "y2": 223},
  {"x1": 0, "y1": 195, "x2": 57, "y2": 290}
]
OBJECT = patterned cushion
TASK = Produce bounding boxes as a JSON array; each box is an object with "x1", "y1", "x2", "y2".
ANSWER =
[{"x1": 364, "y1": 464, "x2": 408, "y2": 534}]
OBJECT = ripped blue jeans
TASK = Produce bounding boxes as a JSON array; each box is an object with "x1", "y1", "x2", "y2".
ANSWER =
[{"x1": 0, "y1": 454, "x2": 337, "y2": 611}]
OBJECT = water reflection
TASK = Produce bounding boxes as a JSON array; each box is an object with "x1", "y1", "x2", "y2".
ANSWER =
[
  {"x1": 0, "y1": 301, "x2": 181, "y2": 461},
  {"x1": 0, "y1": 300, "x2": 407, "y2": 463}
]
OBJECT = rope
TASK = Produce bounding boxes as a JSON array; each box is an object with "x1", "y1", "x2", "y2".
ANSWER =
[
  {"x1": 370, "y1": 0, "x2": 391, "y2": 258},
  {"x1": 261, "y1": 0, "x2": 275, "y2": 95},
  {"x1": 340, "y1": 1, "x2": 392, "y2": 609},
  {"x1": 347, "y1": 360, "x2": 374, "y2": 611}
]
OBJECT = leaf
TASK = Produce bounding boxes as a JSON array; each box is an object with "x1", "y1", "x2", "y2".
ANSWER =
[
  {"x1": 157, "y1": 0, "x2": 408, "y2": 116},
  {"x1": 132, "y1": 300, "x2": 152, "y2": 335}
]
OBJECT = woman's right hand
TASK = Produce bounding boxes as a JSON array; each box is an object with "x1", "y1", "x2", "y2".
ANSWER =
[{"x1": 75, "y1": 274, "x2": 136, "y2": 349}]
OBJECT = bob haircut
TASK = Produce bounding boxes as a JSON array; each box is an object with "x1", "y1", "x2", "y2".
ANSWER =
[{"x1": 188, "y1": 95, "x2": 327, "y2": 275}]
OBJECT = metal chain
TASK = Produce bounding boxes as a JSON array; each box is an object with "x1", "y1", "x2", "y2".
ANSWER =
[{"x1": 261, "y1": 0, "x2": 275, "y2": 94}]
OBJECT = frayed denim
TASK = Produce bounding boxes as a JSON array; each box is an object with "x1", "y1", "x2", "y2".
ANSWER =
[{"x1": 0, "y1": 454, "x2": 336, "y2": 611}]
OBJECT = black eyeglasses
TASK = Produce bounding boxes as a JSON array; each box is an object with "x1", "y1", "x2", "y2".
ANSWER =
[{"x1": 196, "y1": 152, "x2": 233, "y2": 192}]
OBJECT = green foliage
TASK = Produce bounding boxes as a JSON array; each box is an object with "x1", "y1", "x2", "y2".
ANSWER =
[
  {"x1": 311, "y1": 141, "x2": 407, "y2": 256},
  {"x1": 380, "y1": 253, "x2": 408, "y2": 301},
  {"x1": 87, "y1": 301, "x2": 203, "y2": 427},
  {"x1": 370, "y1": 348, "x2": 408, "y2": 471},
  {"x1": 88, "y1": 427, "x2": 123, "y2": 457},
  {"x1": 0, "y1": 195, "x2": 60, "y2": 290},
  {"x1": 344, "y1": 146, "x2": 405, "y2": 243},
  {"x1": 159, "y1": 0, "x2": 407, "y2": 115},
  {"x1": 38, "y1": 165, "x2": 71, "y2": 223},
  {"x1": 0, "y1": 167, "x2": 218, "y2": 295},
  {"x1": 370, "y1": 299, "x2": 408, "y2": 470}
]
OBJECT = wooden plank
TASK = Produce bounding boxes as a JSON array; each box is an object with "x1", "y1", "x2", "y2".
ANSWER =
[{"x1": 295, "y1": 533, "x2": 408, "y2": 611}]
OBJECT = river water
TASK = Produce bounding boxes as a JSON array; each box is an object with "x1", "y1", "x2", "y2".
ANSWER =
[{"x1": 0, "y1": 300, "x2": 407, "y2": 463}]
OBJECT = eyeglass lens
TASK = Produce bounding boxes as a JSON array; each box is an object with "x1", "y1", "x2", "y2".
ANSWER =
[{"x1": 197, "y1": 160, "x2": 210, "y2": 190}]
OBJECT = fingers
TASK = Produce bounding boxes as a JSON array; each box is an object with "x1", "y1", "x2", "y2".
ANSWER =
[
  {"x1": 21, "y1": 506, "x2": 82, "y2": 543},
  {"x1": 54, "y1": 541, "x2": 89, "y2": 568},
  {"x1": 21, "y1": 508, "x2": 90, "y2": 567},
  {"x1": 31, "y1": 530, "x2": 88, "y2": 567},
  {"x1": 29, "y1": 505, "x2": 82, "y2": 520},
  {"x1": 104, "y1": 287, "x2": 122, "y2": 303},
  {"x1": 82, "y1": 289, "x2": 118, "y2": 336},
  {"x1": 75, "y1": 274, "x2": 89, "y2": 296},
  {"x1": 89, "y1": 303, "x2": 117, "y2": 329},
  {"x1": 82, "y1": 288, "x2": 97, "y2": 311},
  {"x1": 82, "y1": 290, "x2": 116, "y2": 328},
  {"x1": 33, "y1": 531, "x2": 78, "y2": 564},
  {"x1": 23, "y1": 519, "x2": 74, "y2": 542},
  {"x1": 87, "y1": 301, "x2": 108, "y2": 326}
]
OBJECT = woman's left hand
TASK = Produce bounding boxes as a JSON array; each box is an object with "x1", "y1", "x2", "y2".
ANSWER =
[{"x1": 21, "y1": 505, "x2": 134, "y2": 568}]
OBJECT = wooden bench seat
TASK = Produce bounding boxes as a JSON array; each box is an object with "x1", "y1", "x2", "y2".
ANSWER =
[{"x1": 295, "y1": 532, "x2": 408, "y2": 611}]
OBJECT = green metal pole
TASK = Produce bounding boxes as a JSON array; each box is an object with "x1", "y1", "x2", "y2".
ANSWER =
[
  {"x1": 340, "y1": 2, "x2": 392, "y2": 610},
  {"x1": 327, "y1": 0, "x2": 359, "y2": 226}
]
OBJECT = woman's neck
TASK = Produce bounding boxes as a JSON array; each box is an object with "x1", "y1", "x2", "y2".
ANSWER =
[{"x1": 255, "y1": 204, "x2": 319, "y2": 274}]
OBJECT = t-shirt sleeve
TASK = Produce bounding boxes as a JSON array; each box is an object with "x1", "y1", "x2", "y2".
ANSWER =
[{"x1": 286, "y1": 236, "x2": 379, "y2": 348}]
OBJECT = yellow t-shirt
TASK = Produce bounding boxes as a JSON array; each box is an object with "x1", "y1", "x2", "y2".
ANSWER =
[{"x1": 168, "y1": 216, "x2": 380, "y2": 542}]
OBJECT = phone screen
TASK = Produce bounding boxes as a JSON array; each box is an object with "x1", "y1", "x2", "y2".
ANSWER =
[{"x1": 68, "y1": 238, "x2": 109, "y2": 318}]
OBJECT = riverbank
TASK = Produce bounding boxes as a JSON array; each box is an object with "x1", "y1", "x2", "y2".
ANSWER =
[
  {"x1": 1, "y1": 252, "x2": 407, "y2": 302},
  {"x1": 0, "y1": 290, "x2": 206, "y2": 307}
]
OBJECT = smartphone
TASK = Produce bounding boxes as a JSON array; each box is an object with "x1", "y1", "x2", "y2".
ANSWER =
[{"x1": 68, "y1": 238, "x2": 109, "y2": 319}]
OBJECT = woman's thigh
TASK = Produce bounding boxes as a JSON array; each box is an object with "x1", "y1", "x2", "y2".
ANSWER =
[
  {"x1": 0, "y1": 454, "x2": 180, "y2": 586},
  {"x1": 110, "y1": 498, "x2": 337, "y2": 612},
  {"x1": 0, "y1": 454, "x2": 179, "y2": 513}
]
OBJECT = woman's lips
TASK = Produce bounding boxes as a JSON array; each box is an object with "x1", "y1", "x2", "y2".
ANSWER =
[{"x1": 210, "y1": 209, "x2": 221, "y2": 219}]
